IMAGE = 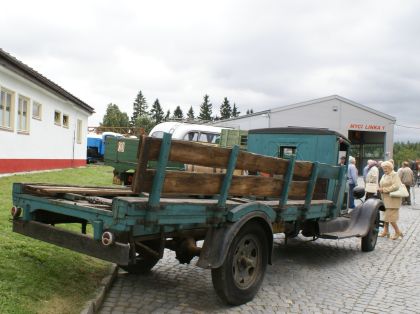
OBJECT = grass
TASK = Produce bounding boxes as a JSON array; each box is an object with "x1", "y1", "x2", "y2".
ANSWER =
[{"x1": 0, "y1": 165, "x2": 116, "y2": 314}]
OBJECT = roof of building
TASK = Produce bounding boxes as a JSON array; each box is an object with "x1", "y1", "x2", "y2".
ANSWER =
[
  {"x1": 0, "y1": 49, "x2": 94, "y2": 114},
  {"x1": 248, "y1": 126, "x2": 350, "y2": 143},
  {"x1": 270, "y1": 95, "x2": 396, "y2": 122},
  {"x1": 213, "y1": 95, "x2": 396, "y2": 124}
]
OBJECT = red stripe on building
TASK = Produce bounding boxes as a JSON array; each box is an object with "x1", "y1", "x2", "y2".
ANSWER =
[{"x1": 0, "y1": 159, "x2": 86, "y2": 174}]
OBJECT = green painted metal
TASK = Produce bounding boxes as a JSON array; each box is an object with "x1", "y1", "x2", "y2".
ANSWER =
[
  {"x1": 93, "y1": 220, "x2": 104, "y2": 240},
  {"x1": 332, "y1": 165, "x2": 347, "y2": 217},
  {"x1": 305, "y1": 162, "x2": 319, "y2": 208},
  {"x1": 227, "y1": 202, "x2": 276, "y2": 222},
  {"x1": 279, "y1": 156, "x2": 296, "y2": 208},
  {"x1": 149, "y1": 133, "x2": 172, "y2": 208},
  {"x1": 218, "y1": 145, "x2": 240, "y2": 208}
]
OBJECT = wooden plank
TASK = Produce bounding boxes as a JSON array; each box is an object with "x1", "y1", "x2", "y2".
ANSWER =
[
  {"x1": 23, "y1": 185, "x2": 135, "y2": 196},
  {"x1": 133, "y1": 135, "x2": 149, "y2": 194},
  {"x1": 144, "y1": 137, "x2": 313, "y2": 178},
  {"x1": 141, "y1": 170, "x2": 309, "y2": 198}
]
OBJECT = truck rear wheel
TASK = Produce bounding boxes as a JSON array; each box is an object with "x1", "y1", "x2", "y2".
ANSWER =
[
  {"x1": 120, "y1": 240, "x2": 160, "y2": 274},
  {"x1": 361, "y1": 210, "x2": 380, "y2": 252},
  {"x1": 211, "y1": 221, "x2": 268, "y2": 305}
]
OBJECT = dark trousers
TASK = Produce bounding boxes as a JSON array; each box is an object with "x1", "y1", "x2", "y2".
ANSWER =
[
  {"x1": 404, "y1": 184, "x2": 411, "y2": 205},
  {"x1": 349, "y1": 183, "x2": 356, "y2": 208}
]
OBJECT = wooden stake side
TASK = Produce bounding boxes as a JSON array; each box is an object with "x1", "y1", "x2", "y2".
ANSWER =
[
  {"x1": 140, "y1": 170, "x2": 309, "y2": 198},
  {"x1": 143, "y1": 137, "x2": 313, "y2": 178}
]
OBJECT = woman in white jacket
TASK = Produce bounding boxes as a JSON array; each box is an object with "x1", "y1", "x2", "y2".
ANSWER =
[{"x1": 365, "y1": 160, "x2": 379, "y2": 199}]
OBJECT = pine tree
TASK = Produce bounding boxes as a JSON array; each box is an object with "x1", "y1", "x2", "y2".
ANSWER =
[
  {"x1": 164, "y1": 110, "x2": 171, "y2": 121},
  {"x1": 187, "y1": 106, "x2": 195, "y2": 120},
  {"x1": 173, "y1": 106, "x2": 184, "y2": 119},
  {"x1": 220, "y1": 97, "x2": 232, "y2": 119},
  {"x1": 198, "y1": 94, "x2": 212, "y2": 121},
  {"x1": 150, "y1": 98, "x2": 164, "y2": 124},
  {"x1": 246, "y1": 109, "x2": 250, "y2": 115},
  {"x1": 130, "y1": 90, "x2": 148, "y2": 126},
  {"x1": 232, "y1": 103, "x2": 240, "y2": 117},
  {"x1": 101, "y1": 103, "x2": 129, "y2": 127}
]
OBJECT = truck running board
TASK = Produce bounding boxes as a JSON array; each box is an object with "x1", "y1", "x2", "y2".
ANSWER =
[{"x1": 13, "y1": 219, "x2": 130, "y2": 265}]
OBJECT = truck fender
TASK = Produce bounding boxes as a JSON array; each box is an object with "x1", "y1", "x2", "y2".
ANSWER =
[
  {"x1": 196, "y1": 208, "x2": 274, "y2": 269},
  {"x1": 357, "y1": 198, "x2": 384, "y2": 237}
]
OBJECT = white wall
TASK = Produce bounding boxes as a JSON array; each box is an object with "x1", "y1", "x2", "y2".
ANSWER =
[{"x1": 0, "y1": 66, "x2": 90, "y2": 160}]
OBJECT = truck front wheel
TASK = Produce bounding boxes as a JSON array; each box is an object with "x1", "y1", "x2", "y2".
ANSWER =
[
  {"x1": 211, "y1": 221, "x2": 268, "y2": 305},
  {"x1": 361, "y1": 210, "x2": 380, "y2": 252}
]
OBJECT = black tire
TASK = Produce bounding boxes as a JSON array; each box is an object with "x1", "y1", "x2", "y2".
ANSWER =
[
  {"x1": 361, "y1": 210, "x2": 380, "y2": 252},
  {"x1": 120, "y1": 240, "x2": 160, "y2": 274},
  {"x1": 211, "y1": 221, "x2": 269, "y2": 305}
]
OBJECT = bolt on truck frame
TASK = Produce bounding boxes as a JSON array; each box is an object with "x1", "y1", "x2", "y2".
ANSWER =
[{"x1": 11, "y1": 128, "x2": 383, "y2": 305}]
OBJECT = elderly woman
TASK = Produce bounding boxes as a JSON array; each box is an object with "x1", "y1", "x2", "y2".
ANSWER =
[
  {"x1": 365, "y1": 160, "x2": 379, "y2": 199},
  {"x1": 378, "y1": 161, "x2": 404, "y2": 240}
]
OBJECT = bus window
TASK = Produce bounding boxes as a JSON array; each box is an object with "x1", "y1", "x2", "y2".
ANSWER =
[{"x1": 184, "y1": 132, "x2": 199, "y2": 141}]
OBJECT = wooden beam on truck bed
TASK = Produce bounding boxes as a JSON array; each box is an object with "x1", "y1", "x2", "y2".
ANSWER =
[
  {"x1": 139, "y1": 170, "x2": 309, "y2": 198},
  {"x1": 22, "y1": 184, "x2": 135, "y2": 197}
]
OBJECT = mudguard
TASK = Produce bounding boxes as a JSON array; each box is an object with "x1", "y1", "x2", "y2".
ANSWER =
[
  {"x1": 196, "y1": 209, "x2": 274, "y2": 269},
  {"x1": 319, "y1": 198, "x2": 384, "y2": 239}
]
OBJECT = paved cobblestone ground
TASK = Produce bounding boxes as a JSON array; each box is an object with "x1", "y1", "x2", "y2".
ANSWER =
[{"x1": 100, "y1": 188, "x2": 420, "y2": 313}]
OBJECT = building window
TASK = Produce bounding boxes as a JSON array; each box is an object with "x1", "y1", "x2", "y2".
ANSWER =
[
  {"x1": 63, "y1": 114, "x2": 69, "y2": 128},
  {"x1": 0, "y1": 87, "x2": 15, "y2": 130},
  {"x1": 54, "y1": 110, "x2": 61, "y2": 125},
  {"x1": 17, "y1": 95, "x2": 30, "y2": 133},
  {"x1": 76, "y1": 119, "x2": 82, "y2": 144},
  {"x1": 32, "y1": 102, "x2": 42, "y2": 120}
]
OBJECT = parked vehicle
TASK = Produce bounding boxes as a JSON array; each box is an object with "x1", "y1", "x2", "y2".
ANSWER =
[
  {"x1": 105, "y1": 122, "x2": 227, "y2": 184},
  {"x1": 87, "y1": 132, "x2": 123, "y2": 163},
  {"x1": 11, "y1": 127, "x2": 382, "y2": 305}
]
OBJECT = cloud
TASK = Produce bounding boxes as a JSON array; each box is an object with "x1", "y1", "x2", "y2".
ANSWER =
[{"x1": 1, "y1": 0, "x2": 420, "y2": 140}]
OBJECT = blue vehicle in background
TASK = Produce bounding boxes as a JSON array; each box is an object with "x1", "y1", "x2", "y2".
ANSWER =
[{"x1": 87, "y1": 132, "x2": 123, "y2": 163}]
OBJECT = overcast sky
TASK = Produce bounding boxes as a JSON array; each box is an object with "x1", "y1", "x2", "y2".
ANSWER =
[{"x1": 2, "y1": 0, "x2": 420, "y2": 141}]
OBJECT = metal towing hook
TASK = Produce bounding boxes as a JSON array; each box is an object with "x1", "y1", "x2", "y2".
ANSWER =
[{"x1": 10, "y1": 206, "x2": 22, "y2": 219}]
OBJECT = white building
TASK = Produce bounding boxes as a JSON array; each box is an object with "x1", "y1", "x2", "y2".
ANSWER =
[
  {"x1": 0, "y1": 49, "x2": 94, "y2": 173},
  {"x1": 213, "y1": 95, "x2": 396, "y2": 173}
]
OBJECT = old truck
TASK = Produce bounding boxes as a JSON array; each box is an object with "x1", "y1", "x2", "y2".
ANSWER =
[{"x1": 10, "y1": 127, "x2": 383, "y2": 305}]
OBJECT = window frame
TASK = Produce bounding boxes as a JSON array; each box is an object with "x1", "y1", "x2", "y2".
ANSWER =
[
  {"x1": 0, "y1": 87, "x2": 15, "y2": 131},
  {"x1": 76, "y1": 119, "x2": 83, "y2": 144},
  {"x1": 62, "y1": 114, "x2": 69, "y2": 128},
  {"x1": 17, "y1": 94, "x2": 30, "y2": 134},
  {"x1": 54, "y1": 110, "x2": 62, "y2": 126},
  {"x1": 32, "y1": 101, "x2": 42, "y2": 120}
]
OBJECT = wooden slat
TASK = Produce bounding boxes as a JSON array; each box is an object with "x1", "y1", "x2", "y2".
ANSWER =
[
  {"x1": 133, "y1": 135, "x2": 150, "y2": 193},
  {"x1": 143, "y1": 137, "x2": 313, "y2": 178},
  {"x1": 23, "y1": 185, "x2": 134, "y2": 196},
  {"x1": 141, "y1": 170, "x2": 308, "y2": 198}
]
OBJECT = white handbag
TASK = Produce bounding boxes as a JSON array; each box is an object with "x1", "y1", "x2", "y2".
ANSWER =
[
  {"x1": 365, "y1": 182, "x2": 378, "y2": 193},
  {"x1": 390, "y1": 184, "x2": 409, "y2": 198}
]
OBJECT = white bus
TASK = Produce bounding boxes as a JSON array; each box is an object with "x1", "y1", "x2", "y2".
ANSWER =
[{"x1": 149, "y1": 122, "x2": 227, "y2": 144}]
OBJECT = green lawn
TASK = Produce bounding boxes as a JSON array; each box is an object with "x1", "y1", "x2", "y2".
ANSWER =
[{"x1": 0, "y1": 165, "x2": 116, "y2": 314}]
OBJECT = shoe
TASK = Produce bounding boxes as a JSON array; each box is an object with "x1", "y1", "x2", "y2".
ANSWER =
[
  {"x1": 378, "y1": 231, "x2": 390, "y2": 238},
  {"x1": 390, "y1": 232, "x2": 403, "y2": 240}
]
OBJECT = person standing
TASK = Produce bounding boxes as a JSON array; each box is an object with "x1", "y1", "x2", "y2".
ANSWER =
[
  {"x1": 378, "y1": 161, "x2": 403, "y2": 240},
  {"x1": 347, "y1": 156, "x2": 358, "y2": 209},
  {"x1": 365, "y1": 160, "x2": 379, "y2": 199},
  {"x1": 398, "y1": 161, "x2": 414, "y2": 205}
]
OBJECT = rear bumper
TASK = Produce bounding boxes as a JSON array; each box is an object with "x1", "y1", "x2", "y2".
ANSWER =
[{"x1": 13, "y1": 219, "x2": 130, "y2": 265}]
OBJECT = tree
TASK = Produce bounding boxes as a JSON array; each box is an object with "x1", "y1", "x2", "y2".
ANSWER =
[
  {"x1": 130, "y1": 90, "x2": 148, "y2": 126},
  {"x1": 132, "y1": 115, "x2": 155, "y2": 134},
  {"x1": 187, "y1": 106, "x2": 195, "y2": 120},
  {"x1": 150, "y1": 98, "x2": 164, "y2": 124},
  {"x1": 198, "y1": 94, "x2": 212, "y2": 121},
  {"x1": 164, "y1": 110, "x2": 171, "y2": 121},
  {"x1": 232, "y1": 103, "x2": 240, "y2": 117},
  {"x1": 220, "y1": 97, "x2": 232, "y2": 119},
  {"x1": 101, "y1": 103, "x2": 129, "y2": 127},
  {"x1": 246, "y1": 109, "x2": 254, "y2": 115},
  {"x1": 173, "y1": 106, "x2": 184, "y2": 119}
]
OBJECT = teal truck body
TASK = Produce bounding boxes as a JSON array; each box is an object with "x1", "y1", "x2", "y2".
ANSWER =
[{"x1": 11, "y1": 128, "x2": 383, "y2": 305}]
